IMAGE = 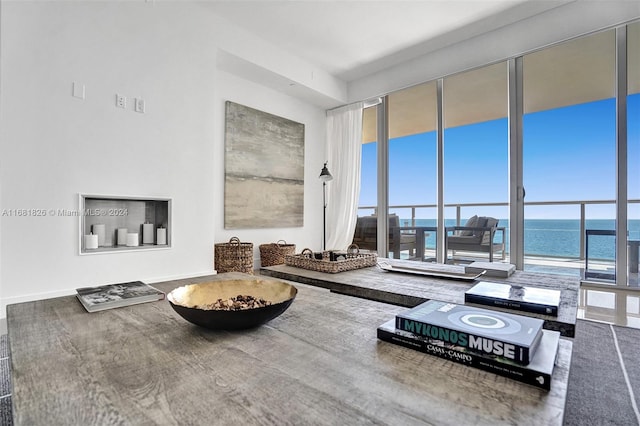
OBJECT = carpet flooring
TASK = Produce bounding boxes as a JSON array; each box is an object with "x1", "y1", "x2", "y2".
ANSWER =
[
  {"x1": 564, "y1": 321, "x2": 640, "y2": 426},
  {"x1": 0, "y1": 321, "x2": 638, "y2": 425},
  {"x1": 0, "y1": 334, "x2": 11, "y2": 426}
]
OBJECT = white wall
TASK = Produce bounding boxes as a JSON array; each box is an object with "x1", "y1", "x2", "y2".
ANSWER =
[
  {"x1": 0, "y1": 1, "x2": 217, "y2": 313},
  {"x1": 0, "y1": 2, "x2": 326, "y2": 318},
  {"x1": 214, "y1": 70, "x2": 326, "y2": 260}
]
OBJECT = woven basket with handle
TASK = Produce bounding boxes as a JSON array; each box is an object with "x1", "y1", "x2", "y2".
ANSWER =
[
  {"x1": 284, "y1": 244, "x2": 376, "y2": 273},
  {"x1": 259, "y1": 240, "x2": 296, "y2": 267},
  {"x1": 214, "y1": 237, "x2": 254, "y2": 274}
]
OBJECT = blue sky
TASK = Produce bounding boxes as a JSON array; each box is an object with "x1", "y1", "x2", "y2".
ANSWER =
[{"x1": 359, "y1": 94, "x2": 640, "y2": 220}]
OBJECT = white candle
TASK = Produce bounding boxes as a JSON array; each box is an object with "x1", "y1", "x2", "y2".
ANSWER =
[
  {"x1": 156, "y1": 228, "x2": 167, "y2": 245},
  {"x1": 85, "y1": 234, "x2": 98, "y2": 250},
  {"x1": 92, "y1": 224, "x2": 106, "y2": 247},
  {"x1": 142, "y1": 223, "x2": 154, "y2": 244},
  {"x1": 126, "y1": 233, "x2": 139, "y2": 247},
  {"x1": 117, "y1": 228, "x2": 128, "y2": 246}
]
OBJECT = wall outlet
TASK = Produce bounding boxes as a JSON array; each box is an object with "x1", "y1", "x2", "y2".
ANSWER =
[
  {"x1": 135, "y1": 98, "x2": 145, "y2": 113},
  {"x1": 116, "y1": 94, "x2": 126, "y2": 109}
]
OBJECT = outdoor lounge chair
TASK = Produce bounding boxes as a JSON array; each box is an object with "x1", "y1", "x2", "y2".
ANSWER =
[
  {"x1": 445, "y1": 215, "x2": 506, "y2": 262},
  {"x1": 352, "y1": 214, "x2": 416, "y2": 259}
]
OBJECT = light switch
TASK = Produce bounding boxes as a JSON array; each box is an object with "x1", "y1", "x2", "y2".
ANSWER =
[{"x1": 135, "y1": 98, "x2": 145, "y2": 113}]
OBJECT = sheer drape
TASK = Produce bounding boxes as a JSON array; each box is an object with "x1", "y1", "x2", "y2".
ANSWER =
[{"x1": 325, "y1": 102, "x2": 364, "y2": 250}]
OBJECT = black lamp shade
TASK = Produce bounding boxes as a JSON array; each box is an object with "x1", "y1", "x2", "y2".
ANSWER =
[{"x1": 319, "y1": 162, "x2": 333, "y2": 182}]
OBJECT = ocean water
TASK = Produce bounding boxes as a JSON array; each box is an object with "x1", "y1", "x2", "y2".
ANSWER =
[{"x1": 403, "y1": 219, "x2": 640, "y2": 260}]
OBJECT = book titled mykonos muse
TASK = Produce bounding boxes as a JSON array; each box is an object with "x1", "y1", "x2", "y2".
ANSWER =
[
  {"x1": 76, "y1": 281, "x2": 165, "y2": 313},
  {"x1": 395, "y1": 300, "x2": 544, "y2": 365},
  {"x1": 377, "y1": 319, "x2": 560, "y2": 391}
]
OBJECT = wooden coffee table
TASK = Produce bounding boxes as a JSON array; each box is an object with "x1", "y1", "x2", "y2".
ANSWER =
[{"x1": 7, "y1": 272, "x2": 572, "y2": 425}]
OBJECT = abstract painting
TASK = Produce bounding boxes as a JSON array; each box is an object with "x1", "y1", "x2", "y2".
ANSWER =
[{"x1": 224, "y1": 101, "x2": 305, "y2": 229}]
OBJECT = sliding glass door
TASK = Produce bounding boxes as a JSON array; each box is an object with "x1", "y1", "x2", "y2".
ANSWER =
[
  {"x1": 522, "y1": 30, "x2": 617, "y2": 277},
  {"x1": 443, "y1": 62, "x2": 509, "y2": 263},
  {"x1": 387, "y1": 82, "x2": 437, "y2": 260}
]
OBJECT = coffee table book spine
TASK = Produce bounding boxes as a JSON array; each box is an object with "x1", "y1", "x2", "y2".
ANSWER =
[
  {"x1": 377, "y1": 327, "x2": 552, "y2": 391},
  {"x1": 464, "y1": 293, "x2": 558, "y2": 316},
  {"x1": 395, "y1": 315, "x2": 541, "y2": 365}
]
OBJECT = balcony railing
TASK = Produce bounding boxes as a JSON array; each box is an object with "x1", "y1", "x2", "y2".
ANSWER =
[{"x1": 358, "y1": 198, "x2": 640, "y2": 261}]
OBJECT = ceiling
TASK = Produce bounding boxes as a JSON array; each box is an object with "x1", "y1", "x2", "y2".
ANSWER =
[
  {"x1": 207, "y1": 0, "x2": 639, "y2": 136},
  {"x1": 207, "y1": 0, "x2": 572, "y2": 82},
  {"x1": 362, "y1": 25, "x2": 640, "y2": 143}
]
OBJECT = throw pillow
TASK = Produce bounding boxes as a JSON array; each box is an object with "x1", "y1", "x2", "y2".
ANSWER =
[{"x1": 461, "y1": 215, "x2": 478, "y2": 236}]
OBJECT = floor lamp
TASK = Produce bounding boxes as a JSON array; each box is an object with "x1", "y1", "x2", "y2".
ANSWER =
[{"x1": 319, "y1": 162, "x2": 333, "y2": 250}]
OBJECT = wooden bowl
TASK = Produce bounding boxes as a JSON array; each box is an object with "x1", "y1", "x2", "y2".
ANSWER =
[{"x1": 167, "y1": 279, "x2": 297, "y2": 330}]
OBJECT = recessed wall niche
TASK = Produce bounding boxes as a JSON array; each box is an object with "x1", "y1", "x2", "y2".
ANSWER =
[{"x1": 79, "y1": 194, "x2": 171, "y2": 254}]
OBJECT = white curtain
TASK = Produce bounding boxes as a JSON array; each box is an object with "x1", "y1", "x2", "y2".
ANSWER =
[{"x1": 324, "y1": 102, "x2": 364, "y2": 250}]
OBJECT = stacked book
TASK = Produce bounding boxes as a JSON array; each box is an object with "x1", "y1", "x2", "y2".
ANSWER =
[
  {"x1": 377, "y1": 300, "x2": 560, "y2": 390},
  {"x1": 464, "y1": 281, "x2": 561, "y2": 316},
  {"x1": 76, "y1": 281, "x2": 165, "y2": 313}
]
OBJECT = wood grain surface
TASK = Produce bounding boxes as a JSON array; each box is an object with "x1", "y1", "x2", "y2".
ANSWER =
[
  {"x1": 8, "y1": 272, "x2": 571, "y2": 425},
  {"x1": 261, "y1": 259, "x2": 580, "y2": 337}
]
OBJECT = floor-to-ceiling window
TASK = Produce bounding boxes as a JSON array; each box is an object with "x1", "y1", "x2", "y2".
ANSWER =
[
  {"x1": 387, "y1": 82, "x2": 437, "y2": 259},
  {"x1": 443, "y1": 62, "x2": 509, "y2": 262},
  {"x1": 522, "y1": 30, "x2": 617, "y2": 277},
  {"x1": 356, "y1": 22, "x2": 638, "y2": 284},
  {"x1": 360, "y1": 106, "x2": 378, "y2": 216},
  {"x1": 354, "y1": 104, "x2": 380, "y2": 252},
  {"x1": 579, "y1": 23, "x2": 640, "y2": 322}
]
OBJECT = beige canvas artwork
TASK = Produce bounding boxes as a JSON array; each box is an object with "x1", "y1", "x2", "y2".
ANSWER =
[{"x1": 224, "y1": 101, "x2": 305, "y2": 229}]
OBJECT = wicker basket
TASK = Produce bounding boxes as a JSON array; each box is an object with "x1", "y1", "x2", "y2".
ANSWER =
[
  {"x1": 285, "y1": 245, "x2": 377, "y2": 273},
  {"x1": 259, "y1": 240, "x2": 296, "y2": 267},
  {"x1": 214, "y1": 237, "x2": 254, "y2": 274}
]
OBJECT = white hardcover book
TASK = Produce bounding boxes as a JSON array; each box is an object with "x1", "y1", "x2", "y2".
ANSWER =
[{"x1": 76, "y1": 281, "x2": 165, "y2": 313}]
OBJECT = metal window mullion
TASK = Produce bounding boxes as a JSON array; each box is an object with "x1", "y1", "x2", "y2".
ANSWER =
[
  {"x1": 377, "y1": 96, "x2": 390, "y2": 257},
  {"x1": 615, "y1": 25, "x2": 628, "y2": 287},
  {"x1": 508, "y1": 58, "x2": 525, "y2": 270},
  {"x1": 436, "y1": 79, "x2": 445, "y2": 264}
]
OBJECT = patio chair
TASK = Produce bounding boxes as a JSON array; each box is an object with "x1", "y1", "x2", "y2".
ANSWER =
[
  {"x1": 352, "y1": 214, "x2": 416, "y2": 259},
  {"x1": 445, "y1": 215, "x2": 506, "y2": 262}
]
